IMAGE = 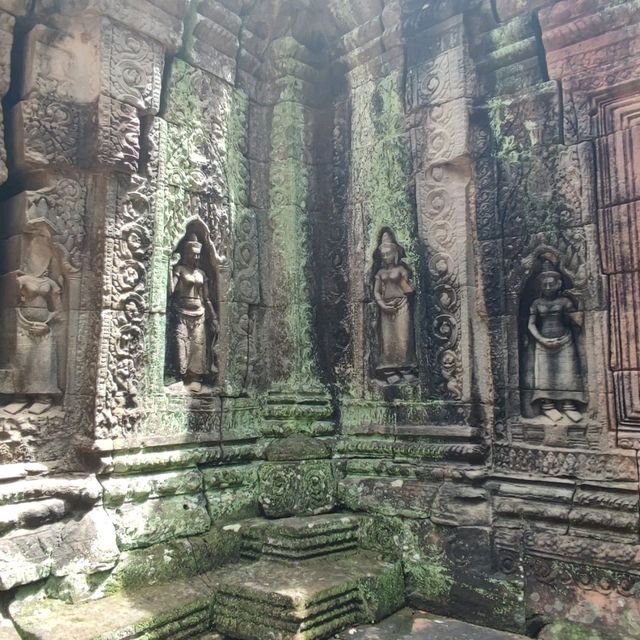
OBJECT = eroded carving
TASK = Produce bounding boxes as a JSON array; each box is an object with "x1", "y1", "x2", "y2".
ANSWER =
[
  {"x1": 520, "y1": 251, "x2": 586, "y2": 423},
  {"x1": 373, "y1": 229, "x2": 418, "y2": 385},
  {"x1": 165, "y1": 222, "x2": 222, "y2": 393},
  {"x1": 0, "y1": 222, "x2": 73, "y2": 415}
]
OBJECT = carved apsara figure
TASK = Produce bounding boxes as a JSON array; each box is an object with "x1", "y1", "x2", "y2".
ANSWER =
[
  {"x1": 373, "y1": 230, "x2": 418, "y2": 385},
  {"x1": 527, "y1": 262, "x2": 586, "y2": 422},
  {"x1": 12, "y1": 227, "x2": 64, "y2": 414},
  {"x1": 168, "y1": 233, "x2": 218, "y2": 393}
]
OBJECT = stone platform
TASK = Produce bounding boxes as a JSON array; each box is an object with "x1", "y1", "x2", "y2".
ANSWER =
[
  {"x1": 214, "y1": 551, "x2": 404, "y2": 639},
  {"x1": 8, "y1": 513, "x2": 405, "y2": 640},
  {"x1": 237, "y1": 513, "x2": 360, "y2": 561},
  {"x1": 336, "y1": 609, "x2": 529, "y2": 639},
  {"x1": 9, "y1": 572, "x2": 220, "y2": 640}
]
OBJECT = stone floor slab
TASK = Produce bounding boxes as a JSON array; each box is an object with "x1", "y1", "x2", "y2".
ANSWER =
[{"x1": 336, "y1": 609, "x2": 528, "y2": 640}]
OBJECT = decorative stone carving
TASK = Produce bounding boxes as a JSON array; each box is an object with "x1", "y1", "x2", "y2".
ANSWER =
[
  {"x1": 520, "y1": 253, "x2": 586, "y2": 423},
  {"x1": 97, "y1": 96, "x2": 140, "y2": 174},
  {"x1": 165, "y1": 222, "x2": 222, "y2": 393},
  {"x1": 0, "y1": 11, "x2": 13, "y2": 184},
  {"x1": 14, "y1": 238, "x2": 63, "y2": 411},
  {"x1": 416, "y1": 164, "x2": 465, "y2": 400},
  {"x1": 12, "y1": 97, "x2": 82, "y2": 170},
  {"x1": 100, "y1": 20, "x2": 164, "y2": 115},
  {"x1": 96, "y1": 177, "x2": 152, "y2": 437},
  {"x1": 373, "y1": 229, "x2": 418, "y2": 385},
  {"x1": 0, "y1": 221, "x2": 75, "y2": 415},
  {"x1": 258, "y1": 461, "x2": 337, "y2": 518},
  {"x1": 494, "y1": 445, "x2": 639, "y2": 482}
]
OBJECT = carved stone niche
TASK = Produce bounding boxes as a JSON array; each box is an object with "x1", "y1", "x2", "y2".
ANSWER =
[
  {"x1": 164, "y1": 219, "x2": 225, "y2": 395},
  {"x1": 370, "y1": 227, "x2": 419, "y2": 387},
  {"x1": 0, "y1": 219, "x2": 78, "y2": 416},
  {"x1": 516, "y1": 248, "x2": 588, "y2": 446}
]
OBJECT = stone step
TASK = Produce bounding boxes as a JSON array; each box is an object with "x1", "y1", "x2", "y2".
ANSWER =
[
  {"x1": 236, "y1": 513, "x2": 360, "y2": 561},
  {"x1": 213, "y1": 551, "x2": 405, "y2": 640},
  {"x1": 9, "y1": 572, "x2": 219, "y2": 640}
]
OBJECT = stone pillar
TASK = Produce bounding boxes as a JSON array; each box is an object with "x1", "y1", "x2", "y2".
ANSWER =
[
  {"x1": 404, "y1": 2, "x2": 497, "y2": 419},
  {"x1": 256, "y1": 31, "x2": 334, "y2": 437}
]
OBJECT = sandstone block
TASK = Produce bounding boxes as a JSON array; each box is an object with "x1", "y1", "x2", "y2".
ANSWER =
[
  {"x1": 106, "y1": 493, "x2": 211, "y2": 549},
  {"x1": 101, "y1": 469, "x2": 203, "y2": 506},
  {"x1": 0, "y1": 11, "x2": 13, "y2": 97},
  {"x1": 35, "y1": 0, "x2": 185, "y2": 52},
  {"x1": 0, "y1": 508, "x2": 118, "y2": 590}
]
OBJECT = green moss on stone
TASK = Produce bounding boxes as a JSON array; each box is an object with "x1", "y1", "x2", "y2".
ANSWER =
[
  {"x1": 331, "y1": 0, "x2": 355, "y2": 30},
  {"x1": 487, "y1": 16, "x2": 531, "y2": 49},
  {"x1": 340, "y1": 400, "x2": 395, "y2": 431},
  {"x1": 358, "y1": 560, "x2": 405, "y2": 623},
  {"x1": 485, "y1": 576, "x2": 524, "y2": 624},
  {"x1": 488, "y1": 95, "x2": 526, "y2": 167},
  {"x1": 352, "y1": 73, "x2": 417, "y2": 270},
  {"x1": 401, "y1": 528, "x2": 453, "y2": 600},
  {"x1": 101, "y1": 525, "x2": 242, "y2": 595},
  {"x1": 540, "y1": 621, "x2": 606, "y2": 640},
  {"x1": 269, "y1": 77, "x2": 320, "y2": 390}
]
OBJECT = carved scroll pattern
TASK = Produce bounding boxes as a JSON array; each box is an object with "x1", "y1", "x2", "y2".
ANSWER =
[
  {"x1": 96, "y1": 177, "x2": 153, "y2": 438},
  {"x1": 417, "y1": 165, "x2": 463, "y2": 400}
]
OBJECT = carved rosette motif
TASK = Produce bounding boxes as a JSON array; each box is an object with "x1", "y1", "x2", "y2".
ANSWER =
[
  {"x1": 14, "y1": 97, "x2": 81, "y2": 168},
  {"x1": 258, "y1": 461, "x2": 336, "y2": 518},
  {"x1": 526, "y1": 556, "x2": 639, "y2": 598}
]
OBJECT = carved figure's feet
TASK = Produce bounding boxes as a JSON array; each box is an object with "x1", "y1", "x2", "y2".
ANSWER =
[
  {"x1": 562, "y1": 401, "x2": 583, "y2": 423},
  {"x1": 187, "y1": 380, "x2": 203, "y2": 393},
  {"x1": 3, "y1": 398, "x2": 28, "y2": 415},
  {"x1": 196, "y1": 384, "x2": 215, "y2": 395},
  {"x1": 386, "y1": 373, "x2": 402, "y2": 385},
  {"x1": 28, "y1": 397, "x2": 53, "y2": 415},
  {"x1": 541, "y1": 403, "x2": 563, "y2": 423}
]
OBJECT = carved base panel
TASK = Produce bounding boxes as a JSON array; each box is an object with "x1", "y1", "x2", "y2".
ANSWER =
[
  {"x1": 494, "y1": 443, "x2": 639, "y2": 482},
  {"x1": 507, "y1": 419, "x2": 601, "y2": 449},
  {"x1": 525, "y1": 556, "x2": 640, "y2": 639}
]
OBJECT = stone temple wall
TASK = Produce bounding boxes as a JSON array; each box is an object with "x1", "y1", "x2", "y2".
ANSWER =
[{"x1": 0, "y1": 0, "x2": 638, "y2": 638}]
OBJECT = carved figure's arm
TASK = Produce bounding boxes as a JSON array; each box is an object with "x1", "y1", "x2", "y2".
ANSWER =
[
  {"x1": 203, "y1": 278, "x2": 218, "y2": 328},
  {"x1": 564, "y1": 298, "x2": 583, "y2": 329},
  {"x1": 50, "y1": 280, "x2": 63, "y2": 314},
  {"x1": 399, "y1": 266, "x2": 414, "y2": 295},
  {"x1": 170, "y1": 265, "x2": 181, "y2": 295},
  {"x1": 374, "y1": 274, "x2": 392, "y2": 311},
  {"x1": 528, "y1": 305, "x2": 547, "y2": 345}
]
